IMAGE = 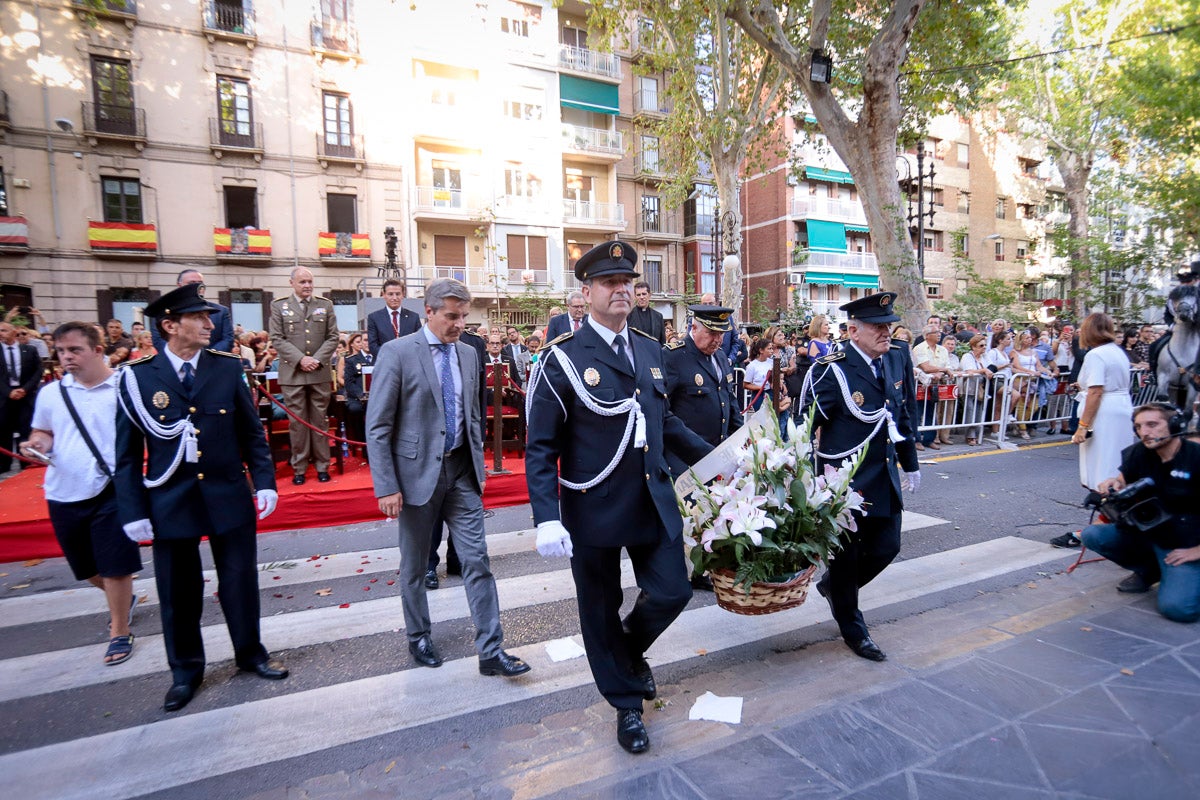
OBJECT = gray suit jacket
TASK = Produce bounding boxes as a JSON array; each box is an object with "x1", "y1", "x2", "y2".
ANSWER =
[{"x1": 365, "y1": 331, "x2": 485, "y2": 507}]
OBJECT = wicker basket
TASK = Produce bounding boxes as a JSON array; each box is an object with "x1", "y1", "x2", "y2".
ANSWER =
[{"x1": 708, "y1": 564, "x2": 819, "y2": 616}]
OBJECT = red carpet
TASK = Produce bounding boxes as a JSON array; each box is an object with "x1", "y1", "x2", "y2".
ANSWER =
[{"x1": 0, "y1": 453, "x2": 530, "y2": 563}]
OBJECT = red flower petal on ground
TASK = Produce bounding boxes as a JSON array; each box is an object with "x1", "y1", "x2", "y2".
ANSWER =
[{"x1": 338, "y1": 603, "x2": 350, "y2": 608}]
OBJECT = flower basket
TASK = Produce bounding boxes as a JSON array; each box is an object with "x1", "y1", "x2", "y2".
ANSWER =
[
  {"x1": 709, "y1": 564, "x2": 818, "y2": 616},
  {"x1": 680, "y1": 408, "x2": 865, "y2": 616}
]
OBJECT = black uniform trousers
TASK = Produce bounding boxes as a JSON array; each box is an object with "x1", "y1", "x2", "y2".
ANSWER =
[
  {"x1": 153, "y1": 527, "x2": 267, "y2": 685},
  {"x1": 821, "y1": 513, "x2": 902, "y2": 644},
  {"x1": 570, "y1": 520, "x2": 692, "y2": 710}
]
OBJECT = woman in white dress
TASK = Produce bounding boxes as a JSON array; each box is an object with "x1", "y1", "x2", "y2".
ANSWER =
[
  {"x1": 1072, "y1": 312, "x2": 1136, "y2": 490},
  {"x1": 983, "y1": 331, "x2": 1014, "y2": 434}
]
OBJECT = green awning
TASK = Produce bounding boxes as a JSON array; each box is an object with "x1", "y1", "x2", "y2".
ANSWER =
[
  {"x1": 843, "y1": 273, "x2": 880, "y2": 288},
  {"x1": 805, "y1": 166, "x2": 854, "y2": 184},
  {"x1": 804, "y1": 270, "x2": 843, "y2": 285},
  {"x1": 806, "y1": 220, "x2": 847, "y2": 253},
  {"x1": 560, "y1": 75, "x2": 619, "y2": 115},
  {"x1": 844, "y1": 223, "x2": 870, "y2": 233}
]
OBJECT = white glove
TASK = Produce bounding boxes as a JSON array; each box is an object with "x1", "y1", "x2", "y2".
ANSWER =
[
  {"x1": 123, "y1": 519, "x2": 155, "y2": 543},
  {"x1": 535, "y1": 520, "x2": 574, "y2": 558},
  {"x1": 903, "y1": 470, "x2": 921, "y2": 493},
  {"x1": 256, "y1": 489, "x2": 279, "y2": 520}
]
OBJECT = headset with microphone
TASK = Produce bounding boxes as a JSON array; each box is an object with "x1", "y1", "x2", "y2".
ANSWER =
[{"x1": 1132, "y1": 402, "x2": 1191, "y2": 444}]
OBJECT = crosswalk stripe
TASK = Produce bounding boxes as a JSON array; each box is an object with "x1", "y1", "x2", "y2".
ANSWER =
[{"x1": 0, "y1": 536, "x2": 1065, "y2": 800}]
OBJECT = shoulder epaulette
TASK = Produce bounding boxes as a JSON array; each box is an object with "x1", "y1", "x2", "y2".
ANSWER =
[
  {"x1": 206, "y1": 349, "x2": 241, "y2": 358},
  {"x1": 630, "y1": 327, "x2": 656, "y2": 340},
  {"x1": 816, "y1": 351, "x2": 845, "y2": 365},
  {"x1": 462, "y1": 328, "x2": 482, "y2": 339},
  {"x1": 121, "y1": 354, "x2": 154, "y2": 367},
  {"x1": 546, "y1": 331, "x2": 573, "y2": 347},
  {"x1": 664, "y1": 340, "x2": 685, "y2": 351},
  {"x1": 890, "y1": 341, "x2": 906, "y2": 349}
]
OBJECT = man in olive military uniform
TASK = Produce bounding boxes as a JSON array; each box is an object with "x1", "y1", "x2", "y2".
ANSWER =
[
  {"x1": 802, "y1": 292, "x2": 921, "y2": 663},
  {"x1": 662, "y1": 305, "x2": 743, "y2": 479},
  {"x1": 269, "y1": 267, "x2": 339, "y2": 484},
  {"x1": 525, "y1": 240, "x2": 711, "y2": 755},
  {"x1": 115, "y1": 283, "x2": 285, "y2": 713}
]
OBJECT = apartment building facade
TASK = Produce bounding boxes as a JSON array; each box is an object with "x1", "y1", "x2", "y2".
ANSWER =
[{"x1": 0, "y1": 0, "x2": 685, "y2": 332}]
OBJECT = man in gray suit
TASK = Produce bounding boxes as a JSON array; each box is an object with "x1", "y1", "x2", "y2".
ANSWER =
[{"x1": 366, "y1": 279, "x2": 530, "y2": 678}]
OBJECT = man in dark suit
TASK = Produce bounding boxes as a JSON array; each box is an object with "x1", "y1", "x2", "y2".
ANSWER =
[
  {"x1": 803, "y1": 292, "x2": 920, "y2": 663},
  {"x1": 366, "y1": 278, "x2": 530, "y2": 678},
  {"x1": 629, "y1": 282, "x2": 666, "y2": 344},
  {"x1": 525, "y1": 241, "x2": 710, "y2": 754},
  {"x1": 545, "y1": 291, "x2": 588, "y2": 341},
  {"x1": 152, "y1": 269, "x2": 235, "y2": 354},
  {"x1": 0, "y1": 321, "x2": 42, "y2": 472},
  {"x1": 367, "y1": 278, "x2": 421, "y2": 355},
  {"x1": 484, "y1": 334, "x2": 520, "y2": 404},
  {"x1": 502, "y1": 326, "x2": 529, "y2": 387},
  {"x1": 115, "y1": 282, "x2": 284, "y2": 712}
]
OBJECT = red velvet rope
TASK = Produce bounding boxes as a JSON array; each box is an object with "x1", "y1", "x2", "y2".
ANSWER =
[
  {"x1": 0, "y1": 445, "x2": 46, "y2": 468},
  {"x1": 254, "y1": 383, "x2": 367, "y2": 447}
]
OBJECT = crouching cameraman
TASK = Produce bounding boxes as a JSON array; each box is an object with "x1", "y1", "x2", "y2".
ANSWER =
[{"x1": 1081, "y1": 403, "x2": 1200, "y2": 622}]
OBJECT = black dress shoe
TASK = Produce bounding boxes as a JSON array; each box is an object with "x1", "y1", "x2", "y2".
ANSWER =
[
  {"x1": 631, "y1": 657, "x2": 656, "y2": 700},
  {"x1": 409, "y1": 635, "x2": 443, "y2": 668},
  {"x1": 240, "y1": 660, "x2": 289, "y2": 680},
  {"x1": 317, "y1": 471, "x2": 331, "y2": 483},
  {"x1": 616, "y1": 708, "x2": 649, "y2": 754},
  {"x1": 479, "y1": 650, "x2": 531, "y2": 677},
  {"x1": 846, "y1": 636, "x2": 887, "y2": 662},
  {"x1": 690, "y1": 573, "x2": 714, "y2": 592},
  {"x1": 163, "y1": 680, "x2": 200, "y2": 712},
  {"x1": 424, "y1": 569, "x2": 439, "y2": 590},
  {"x1": 292, "y1": 474, "x2": 306, "y2": 485}
]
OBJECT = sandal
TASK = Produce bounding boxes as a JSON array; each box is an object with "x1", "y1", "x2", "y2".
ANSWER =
[
  {"x1": 966, "y1": 438, "x2": 978, "y2": 446},
  {"x1": 1020, "y1": 432, "x2": 1031, "y2": 440},
  {"x1": 104, "y1": 634, "x2": 135, "y2": 666}
]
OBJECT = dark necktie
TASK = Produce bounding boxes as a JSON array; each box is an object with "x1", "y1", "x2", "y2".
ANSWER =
[
  {"x1": 572, "y1": 318, "x2": 580, "y2": 331},
  {"x1": 6, "y1": 345, "x2": 17, "y2": 385},
  {"x1": 180, "y1": 362, "x2": 195, "y2": 393},
  {"x1": 614, "y1": 334, "x2": 633, "y2": 370},
  {"x1": 391, "y1": 311, "x2": 399, "y2": 336},
  {"x1": 870, "y1": 357, "x2": 885, "y2": 389},
  {"x1": 438, "y1": 344, "x2": 456, "y2": 453}
]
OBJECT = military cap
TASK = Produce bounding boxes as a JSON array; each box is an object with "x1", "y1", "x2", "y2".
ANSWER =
[
  {"x1": 1179, "y1": 269, "x2": 1197, "y2": 283},
  {"x1": 839, "y1": 291, "x2": 901, "y2": 324},
  {"x1": 689, "y1": 304, "x2": 735, "y2": 332},
  {"x1": 144, "y1": 283, "x2": 220, "y2": 318},
  {"x1": 574, "y1": 240, "x2": 639, "y2": 281}
]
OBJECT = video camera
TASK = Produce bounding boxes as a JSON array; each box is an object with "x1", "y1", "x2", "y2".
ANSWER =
[{"x1": 1084, "y1": 478, "x2": 1171, "y2": 532}]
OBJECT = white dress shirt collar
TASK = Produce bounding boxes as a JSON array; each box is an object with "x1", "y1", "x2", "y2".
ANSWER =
[
  {"x1": 586, "y1": 316, "x2": 628, "y2": 349},
  {"x1": 163, "y1": 346, "x2": 200, "y2": 378}
]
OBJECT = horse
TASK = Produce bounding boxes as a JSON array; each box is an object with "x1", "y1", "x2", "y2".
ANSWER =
[{"x1": 1153, "y1": 283, "x2": 1200, "y2": 410}]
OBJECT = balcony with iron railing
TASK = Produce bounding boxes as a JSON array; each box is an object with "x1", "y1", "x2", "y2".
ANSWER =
[
  {"x1": 316, "y1": 133, "x2": 365, "y2": 167},
  {"x1": 311, "y1": 15, "x2": 359, "y2": 57},
  {"x1": 81, "y1": 101, "x2": 146, "y2": 145},
  {"x1": 561, "y1": 124, "x2": 624, "y2": 160},
  {"x1": 793, "y1": 249, "x2": 879, "y2": 272},
  {"x1": 209, "y1": 117, "x2": 263, "y2": 157},
  {"x1": 412, "y1": 185, "x2": 481, "y2": 219},
  {"x1": 790, "y1": 196, "x2": 868, "y2": 225},
  {"x1": 202, "y1": 0, "x2": 255, "y2": 41},
  {"x1": 633, "y1": 152, "x2": 665, "y2": 180},
  {"x1": 73, "y1": 0, "x2": 137, "y2": 22},
  {"x1": 632, "y1": 89, "x2": 671, "y2": 118},
  {"x1": 418, "y1": 264, "x2": 496, "y2": 291},
  {"x1": 557, "y1": 44, "x2": 621, "y2": 81},
  {"x1": 630, "y1": 25, "x2": 656, "y2": 57},
  {"x1": 633, "y1": 213, "x2": 679, "y2": 239},
  {"x1": 562, "y1": 199, "x2": 626, "y2": 229}
]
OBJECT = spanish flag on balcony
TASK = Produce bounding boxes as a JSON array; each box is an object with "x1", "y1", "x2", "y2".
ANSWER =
[
  {"x1": 88, "y1": 221, "x2": 158, "y2": 251},
  {"x1": 0, "y1": 217, "x2": 29, "y2": 247},
  {"x1": 318, "y1": 232, "x2": 371, "y2": 257},
  {"x1": 214, "y1": 227, "x2": 272, "y2": 255}
]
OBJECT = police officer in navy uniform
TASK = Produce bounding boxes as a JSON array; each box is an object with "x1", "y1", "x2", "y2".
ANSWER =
[
  {"x1": 115, "y1": 282, "x2": 285, "y2": 713},
  {"x1": 663, "y1": 304, "x2": 744, "y2": 479},
  {"x1": 803, "y1": 292, "x2": 921, "y2": 663},
  {"x1": 525, "y1": 241, "x2": 711, "y2": 754}
]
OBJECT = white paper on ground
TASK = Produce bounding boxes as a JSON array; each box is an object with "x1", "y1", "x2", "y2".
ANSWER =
[
  {"x1": 544, "y1": 637, "x2": 587, "y2": 662},
  {"x1": 688, "y1": 691, "x2": 743, "y2": 724}
]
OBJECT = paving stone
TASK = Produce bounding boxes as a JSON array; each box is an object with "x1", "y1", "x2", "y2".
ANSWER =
[
  {"x1": 1023, "y1": 685, "x2": 1142, "y2": 736},
  {"x1": 676, "y1": 734, "x2": 840, "y2": 800},
  {"x1": 1033, "y1": 619, "x2": 1170, "y2": 667},
  {"x1": 1020, "y1": 723, "x2": 1193, "y2": 799},
  {"x1": 1086, "y1": 606, "x2": 1200, "y2": 647},
  {"x1": 842, "y1": 773, "x2": 911, "y2": 800},
  {"x1": 921, "y1": 725, "x2": 1047, "y2": 789},
  {"x1": 771, "y1": 707, "x2": 929, "y2": 792},
  {"x1": 909, "y1": 771, "x2": 1054, "y2": 800},
  {"x1": 1155, "y1": 713, "x2": 1200, "y2": 793},
  {"x1": 1107, "y1": 684, "x2": 1200, "y2": 737},
  {"x1": 1109, "y1": 653, "x2": 1200, "y2": 695},
  {"x1": 978, "y1": 636, "x2": 1119, "y2": 689},
  {"x1": 560, "y1": 768, "x2": 704, "y2": 800},
  {"x1": 922, "y1": 658, "x2": 1066, "y2": 720},
  {"x1": 850, "y1": 680, "x2": 1002, "y2": 751}
]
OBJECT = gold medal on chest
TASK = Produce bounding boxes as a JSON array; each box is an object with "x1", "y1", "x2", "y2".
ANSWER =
[
  {"x1": 583, "y1": 367, "x2": 601, "y2": 386},
  {"x1": 694, "y1": 373, "x2": 704, "y2": 386},
  {"x1": 152, "y1": 391, "x2": 170, "y2": 409},
  {"x1": 852, "y1": 391, "x2": 865, "y2": 407}
]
